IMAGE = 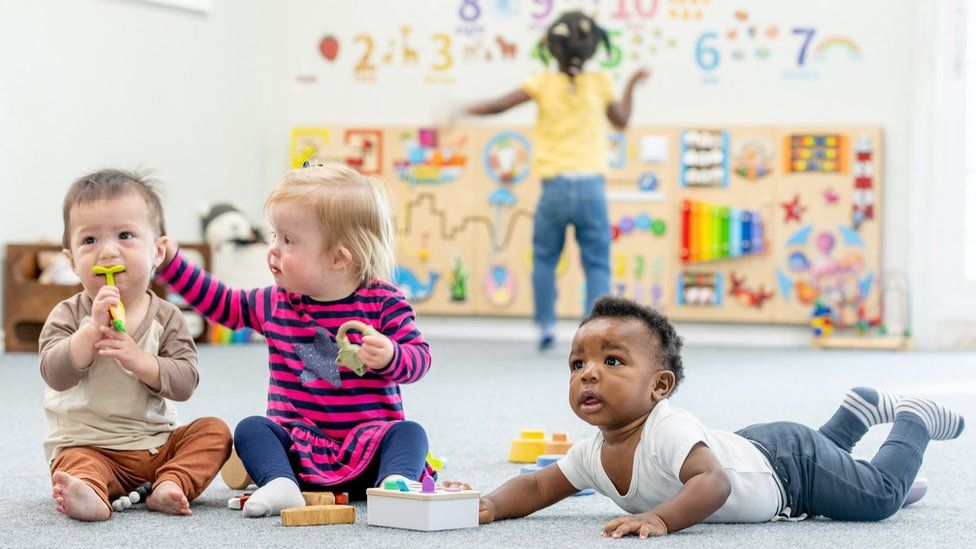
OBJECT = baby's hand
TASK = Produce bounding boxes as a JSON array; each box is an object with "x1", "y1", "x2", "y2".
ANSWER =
[
  {"x1": 359, "y1": 333, "x2": 394, "y2": 370},
  {"x1": 441, "y1": 481, "x2": 495, "y2": 524},
  {"x1": 94, "y1": 326, "x2": 150, "y2": 375},
  {"x1": 602, "y1": 511, "x2": 668, "y2": 539},
  {"x1": 478, "y1": 497, "x2": 497, "y2": 524},
  {"x1": 90, "y1": 285, "x2": 121, "y2": 330},
  {"x1": 162, "y1": 237, "x2": 179, "y2": 270}
]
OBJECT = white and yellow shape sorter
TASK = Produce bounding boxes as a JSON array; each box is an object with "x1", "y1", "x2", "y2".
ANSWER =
[{"x1": 366, "y1": 477, "x2": 480, "y2": 531}]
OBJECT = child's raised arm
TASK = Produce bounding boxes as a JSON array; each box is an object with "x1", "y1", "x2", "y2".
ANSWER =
[
  {"x1": 466, "y1": 88, "x2": 531, "y2": 116},
  {"x1": 480, "y1": 463, "x2": 579, "y2": 524},
  {"x1": 606, "y1": 68, "x2": 649, "y2": 129},
  {"x1": 602, "y1": 442, "x2": 731, "y2": 539},
  {"x1": 155, "y1": 242, "x2": 270, "y2": 334}
]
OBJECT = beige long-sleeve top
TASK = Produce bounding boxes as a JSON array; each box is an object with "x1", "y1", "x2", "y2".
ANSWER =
[{"x1": 39, "y1": 291, "x2": 198, "y2": 462}]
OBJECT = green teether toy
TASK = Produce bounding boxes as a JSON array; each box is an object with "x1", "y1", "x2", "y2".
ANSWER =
[
  {"x1": 92, "y1": 265, "x2": 127, "y2": 333},
  {"x1": 335, "y1": 320, "x2": 380, "y2": 376}
]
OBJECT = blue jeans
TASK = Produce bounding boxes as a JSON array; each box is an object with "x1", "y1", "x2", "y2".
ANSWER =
[
  {"x1": 533, "y1": 175, "x2": 611, "y2": 329},
  {"x1": 233, "y1": 416, "x2": 429, "y2": 500},
  {"x1": 736, "y1": 409, "x2": 929, "y2": 521}
]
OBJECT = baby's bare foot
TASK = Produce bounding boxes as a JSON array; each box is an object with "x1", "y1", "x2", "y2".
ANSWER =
[
  {"x1": 51, "y1": 471, "x2": 111, "y2": 521},
  {"x1": 146, "y1": 480, "x2": 191, "y2": 516}
]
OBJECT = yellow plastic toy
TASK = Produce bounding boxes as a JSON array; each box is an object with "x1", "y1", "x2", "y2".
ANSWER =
[
  {"x1": 426, "y1": 451, "x2": 445, "y2": 471},
  {"x1": 508, "y1": 429, "x2": 549, "y2": 463},
  {"x1": 335, "y1": 320, "x2": 380, "y2": 376},
  {"x1": 92, "y1": 265, "x2": 127, "y2": 333}
]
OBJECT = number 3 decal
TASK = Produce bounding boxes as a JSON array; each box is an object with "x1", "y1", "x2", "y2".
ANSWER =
[{"x1": 431, "y1": 33, "x2": 453, "y2": 71}]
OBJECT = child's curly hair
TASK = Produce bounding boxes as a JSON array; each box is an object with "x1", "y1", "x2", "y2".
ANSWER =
[{"x1": 581, "y1": 295, "x2": 685, "y2": 390}]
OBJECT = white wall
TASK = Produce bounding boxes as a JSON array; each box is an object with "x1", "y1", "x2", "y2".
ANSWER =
[
  {"x1": 0, "y1": 0, "x2": 273, "y2": 243},
  {"x1": 0, "y1": 0, "x2": 953, "y2": 347}
]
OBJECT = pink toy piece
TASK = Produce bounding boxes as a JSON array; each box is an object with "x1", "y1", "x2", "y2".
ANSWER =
[
  {"x1": 421, "y1": 475, "x2": 436, "y2": 494},
  {"x1": 444, "y1": 484, "x2": 462, "y2": 492},
  {"x1": 419, "y1": 128, "x2": 438, "y2": 148},
  {"x1": 903, "y1": 477, "x2": 928, "y2": 507}
]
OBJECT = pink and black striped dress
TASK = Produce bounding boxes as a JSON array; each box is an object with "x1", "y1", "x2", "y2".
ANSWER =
[{"x1": 157, "y1": 249, "x2": 432, "y2": 486}]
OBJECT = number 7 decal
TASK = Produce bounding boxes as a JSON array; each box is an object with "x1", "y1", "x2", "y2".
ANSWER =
[{"x1": 792, "y1": 27, "x2": 816, "y2": 66}]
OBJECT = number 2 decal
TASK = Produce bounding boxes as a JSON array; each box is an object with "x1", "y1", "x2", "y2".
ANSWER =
[{"x1": 354, "y1": 34, "x2": 375, "y2": 73}]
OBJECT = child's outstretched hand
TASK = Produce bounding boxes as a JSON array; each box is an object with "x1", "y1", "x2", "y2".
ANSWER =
[
  {"x1": 478, "y1": 497, "x2": 497, "y2": 524},
  {"x1": 602, "y1": 511, "x2": 668, "y2": 539},
  {"x1": 90, "y1": 285, "x2": 121, "y2": 331},
  {"x1": 628, "y1": 67, "x2": 651, "y2": 88},
  {"x1": 441, "y1": 481, "x2": 496, "y2": 524},
  {"x1": 161, "y1": 237, "x2": 180, "y2": 271},
  {"x1": 94, "y1": 326, "x2": 153, "y2": 376},
  {"x1": 359, "y1": 333, "x2": 394, "y2": 370}
]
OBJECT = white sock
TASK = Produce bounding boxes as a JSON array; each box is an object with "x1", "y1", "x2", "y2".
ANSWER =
[
  {"x1": 896, "y1": 397, "x2": 966, "y2": 440},
  {"x1": 241, "y1": 477, "x2": 305, "y2": 518},
  {"x1": 842, "y1": 387, "x2": 899, "y2": 427}
]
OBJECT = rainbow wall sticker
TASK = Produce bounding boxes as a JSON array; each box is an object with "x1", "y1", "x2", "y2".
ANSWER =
[{"x1": 814, "y1": 37, "x2": 861, "y2": 61}]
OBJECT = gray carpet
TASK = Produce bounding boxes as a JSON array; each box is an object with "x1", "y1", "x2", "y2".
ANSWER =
[{"x1": 2, "y1": 334, "x2": 974, "y2": 547}]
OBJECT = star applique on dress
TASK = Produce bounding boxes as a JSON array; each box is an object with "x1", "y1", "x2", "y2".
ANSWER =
[{"x1": 295, "y1": 327, "x2": 342, "y2": 388}]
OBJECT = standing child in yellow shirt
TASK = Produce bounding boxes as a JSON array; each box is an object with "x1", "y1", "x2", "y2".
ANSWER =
[{"x1": 467, "y1": 10, "x2": 648, "y2": 350}]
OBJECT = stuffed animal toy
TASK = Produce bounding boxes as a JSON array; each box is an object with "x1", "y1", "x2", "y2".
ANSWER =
[
  {"x1": 37, "y1": 250, "x2": 81, "y2": 285},
  {"x1": 200, "y1": 204, "x2": 274, "y2": 289}
]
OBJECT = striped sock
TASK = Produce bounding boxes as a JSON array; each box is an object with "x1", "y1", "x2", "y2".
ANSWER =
[
  {"x1": 896, "y1": 398, "x2": 966, "y2": 440},
  {"x1": 841, "y1": 387, "x2": 899, "y2": 428}
]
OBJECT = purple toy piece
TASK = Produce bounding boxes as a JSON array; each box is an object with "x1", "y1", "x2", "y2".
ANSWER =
[
  {"x1": 903, "y1": 477, "x2": 928, "y2": 507},
  {"x1": 421, "y1": 475, "x2": 436, "y2": 494}
]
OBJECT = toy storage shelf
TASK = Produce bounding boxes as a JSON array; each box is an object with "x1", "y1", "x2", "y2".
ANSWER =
[{"x1": 3, "y1": 243, "x2": 211, "y2": 353}]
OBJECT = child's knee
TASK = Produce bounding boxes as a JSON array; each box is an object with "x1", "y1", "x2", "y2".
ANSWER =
[
  {"x1": 388, "y1": 421, "x2": 428, "y2": 447},
  {"x1": 197, "y1": 417, "x2": 232, "y2": 440},
  {"x1": 234, "y1": 415, "x2": 272, "y2": 441}
]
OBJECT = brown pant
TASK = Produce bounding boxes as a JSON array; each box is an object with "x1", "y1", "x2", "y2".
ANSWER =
[{"x1": 50, "y1": 417, "x2": 232, "y2": 510}]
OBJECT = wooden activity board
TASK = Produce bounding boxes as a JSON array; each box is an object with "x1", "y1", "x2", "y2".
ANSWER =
[{"x1": 289, "y1": 125, "x2": 882, "y2": 326}]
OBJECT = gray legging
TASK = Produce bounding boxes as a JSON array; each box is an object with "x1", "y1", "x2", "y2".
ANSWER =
[{"x1": 737, "y1": 408, "x2": 928, "y2": 521}]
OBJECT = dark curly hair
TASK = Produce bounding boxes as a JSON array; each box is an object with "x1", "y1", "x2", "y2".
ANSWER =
[{"x1": 581, "y1": 296, "x2": 685, "y2": 390}]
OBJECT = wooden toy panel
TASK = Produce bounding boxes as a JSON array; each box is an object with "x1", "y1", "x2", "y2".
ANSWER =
[{"x1": 289, "y1": 126, "x2": 882, "y2": 326}]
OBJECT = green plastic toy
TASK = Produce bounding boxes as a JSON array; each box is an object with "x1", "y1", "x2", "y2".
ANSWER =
[
  {"x1": 335, "y1": 320, "x2": 380, "y2": 376},
  {"x1": 92, "y1": 265, "x2": 127, "y2": 333}
]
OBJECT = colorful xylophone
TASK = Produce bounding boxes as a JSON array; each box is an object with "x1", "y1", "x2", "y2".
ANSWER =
[{"x1": 680, "y1": 200, "x2": 764, "y2": 263}]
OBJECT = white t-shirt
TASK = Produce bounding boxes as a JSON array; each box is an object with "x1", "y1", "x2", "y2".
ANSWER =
[{"x1": 557, "y1": 399, "x2": 783, "y2": 523}]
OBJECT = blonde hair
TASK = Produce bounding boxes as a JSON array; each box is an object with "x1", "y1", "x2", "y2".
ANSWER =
[{"x1": 266, "y1": 163, "x2": 396, "y2": 284}]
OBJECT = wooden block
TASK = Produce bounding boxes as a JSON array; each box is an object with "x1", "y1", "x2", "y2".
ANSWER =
[
  {"x1": 302, "y1": 491, "x2": 336, "y2": 506},
  {"x1": 220, "y1": 447, "x2": 253, "y2": 490},
  {"x1": 280, "y1": 505, "x2": 355, "y2": 526}
]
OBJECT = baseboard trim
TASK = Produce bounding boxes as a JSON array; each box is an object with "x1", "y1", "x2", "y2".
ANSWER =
[{"x1": 417, "y1": 316, "x2": 811, "y2": 349}]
